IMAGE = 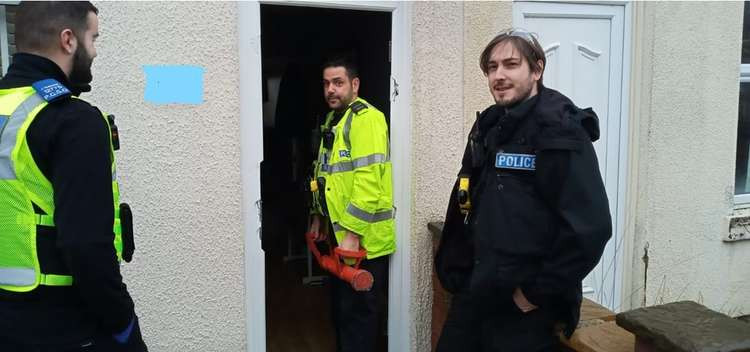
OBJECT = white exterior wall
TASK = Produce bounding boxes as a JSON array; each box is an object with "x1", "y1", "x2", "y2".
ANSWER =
[
  {"x1": 410, "y1": 2, "x2": 511, "y2": 350},
  {"x1": 76, "y1": 1, "x2": 750, "y2": 352},
  {"x1": 91, "y1": 2, "x2": 245, "y2": 351},
  {"x1": 410, "y1": 3, "x2": 464, "y2": 350},
  {"x1": 462, "y1": 2, "x2": 512, "y2": 131},
  {"x1": 626, "y1": 1, "x2": 749, "y2": 316}
]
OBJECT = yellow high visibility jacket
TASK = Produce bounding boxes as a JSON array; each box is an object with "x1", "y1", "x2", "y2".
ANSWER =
[
  {"x1": 0, "y1": 81, "x2": 124, "y2": 292},
  {"x1": 313, "y1": 97, "x2": 395, "y2": 259}
]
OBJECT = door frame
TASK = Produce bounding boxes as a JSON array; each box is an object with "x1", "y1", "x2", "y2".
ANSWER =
[
  {"x1": 513, "y1": 1, "x2": 633, "y2": 311},
  {"x1": 238, "y1": 2, "x2": 413, "y2": 351}
]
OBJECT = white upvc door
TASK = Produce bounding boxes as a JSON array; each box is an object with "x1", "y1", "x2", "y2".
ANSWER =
[
  {"x1": 514, "y1": 1, "x2": 631, "y2": 311},
  {"x1": 238, "y1": 2, "x2": 413, "y2": 351}
]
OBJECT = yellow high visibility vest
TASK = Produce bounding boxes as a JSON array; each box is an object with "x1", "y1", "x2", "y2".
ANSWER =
[{"x1": 0, "y1": 81, "x2": 123, "y2": 292}]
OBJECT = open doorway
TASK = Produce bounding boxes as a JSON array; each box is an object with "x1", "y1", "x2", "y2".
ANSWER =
[{"x1": 259, "y1": 4, "x2": 392, "y2": 351}]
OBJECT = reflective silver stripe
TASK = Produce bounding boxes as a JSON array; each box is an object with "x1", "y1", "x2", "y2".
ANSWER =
[
  {"x1": 352, "y1": 153, "x2": 388, "y2": 168},
  {"x1": 346, "y1": 204, "x2": 394, "y2": 223},
  {"x1": 343, "y1": 109, "x2": 355, "y2": 151},
  {"x1": 0, "y1": 113, "x2": 15, "y2": 179},
  {"x1": 0, "y1": 94, "x2": 46, "y2": 180},
  {"x1": 327, "y1": 153, "x2": 389, "y2": 175},
  {"x1": 0, "y1": 267, "x2": 36, "y2": 286},
  {"x1": 328, "y1": 161, "x2": 353, "y2": 173},
  {"x1": 332, "y1": 223, "x2": 344, "y2": 233}
]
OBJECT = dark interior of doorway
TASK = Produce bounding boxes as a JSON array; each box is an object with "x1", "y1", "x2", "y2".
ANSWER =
[{"x1": 260, "y1": 4, "x2": 392, "y2": 352}]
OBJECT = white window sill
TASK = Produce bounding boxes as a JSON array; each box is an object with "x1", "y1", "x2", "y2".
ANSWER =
[{"x1": 724, "y1": 203, "x2": 750, "y2": 242}]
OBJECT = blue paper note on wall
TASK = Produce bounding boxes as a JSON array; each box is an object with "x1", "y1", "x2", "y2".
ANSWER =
[{"x1": 143, "y1": 65, "x2": 204, "y2": 104}]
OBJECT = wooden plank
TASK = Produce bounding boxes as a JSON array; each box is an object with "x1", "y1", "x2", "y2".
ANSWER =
[
  {"x1": 579, "y1": 298, "x2": 616, "y2": 322},
  {"x1": 564, "y1": 321, "x2": 635, "y2": 352}
]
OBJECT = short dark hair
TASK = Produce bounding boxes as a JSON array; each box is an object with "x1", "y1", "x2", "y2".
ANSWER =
[
  {"x1": 322, "y1": 57, "x2": 359, "y2": 80},
  {"x1": 479, "y1": 29, "x2": 546, "y2": 87},
  {"x1": 15, "y1": 1, "x2": 99, "y2": 53}
]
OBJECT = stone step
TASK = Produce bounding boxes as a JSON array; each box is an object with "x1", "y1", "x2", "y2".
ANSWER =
[{"x1": 616, "y1": 300, "x2": 750, "y2": 352}]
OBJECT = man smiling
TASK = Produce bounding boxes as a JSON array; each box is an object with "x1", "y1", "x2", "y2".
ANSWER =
[{"x1": 435, "y1": 29, "x2": 612, "y2": 351}]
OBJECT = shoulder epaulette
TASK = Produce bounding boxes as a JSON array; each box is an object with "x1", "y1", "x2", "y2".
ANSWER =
[
  {"x1": 31, "y1": 79, "x2": 72, "y2": 103},
  {"x1": 350, "y1": 101, "x2": 369, "y2": 115}
]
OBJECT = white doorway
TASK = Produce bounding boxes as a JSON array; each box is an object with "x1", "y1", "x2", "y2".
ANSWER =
[
  {"x1": 238, "y1": 2, "x2": 413, "y2": 351},
  {"x1": 514, "y1": 1, "x2": 631, "y2": 311}
]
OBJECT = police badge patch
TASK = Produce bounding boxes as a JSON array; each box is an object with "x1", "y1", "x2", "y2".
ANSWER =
[
  {"x1": 31, "y1": 79, "x2": 71, "y2": 102},
  {"x1": 495, "y1": 152, "x2": 536, "y2": 171}
]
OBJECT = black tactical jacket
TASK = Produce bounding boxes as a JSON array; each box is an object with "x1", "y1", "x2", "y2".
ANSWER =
[
  {"x1": 0, "y1": 53, "x2": 135, "y2": 346},
  {"x1": 435, "y1": 87, "x2": 612, "y2": 336}
]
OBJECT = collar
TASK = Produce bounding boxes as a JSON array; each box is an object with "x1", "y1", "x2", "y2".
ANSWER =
[
  {"x1": 0, "y1": 53, "x2": 87, "y2": 95},
  {"x1": 504, "y1": 89, "x2": 541, "y2": 120},
  {"x1": 327, "y1": 97, "x2": 365, "y2": 127}
]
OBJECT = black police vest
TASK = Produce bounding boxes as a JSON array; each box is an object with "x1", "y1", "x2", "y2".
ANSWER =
[{"x1": 466, "y1": 110, "x2": 557, "y2": 293}]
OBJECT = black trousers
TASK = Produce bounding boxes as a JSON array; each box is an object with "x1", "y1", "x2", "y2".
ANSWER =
[
  {"x1": 331, "y1": 255, "x2": 389, "y2": 352},
  {"x1": 436, "y1": 292, "x2": 563, "y2": 352},
  {"x1": 0, "y1": 316, "x2": 148, "y2": 352}
]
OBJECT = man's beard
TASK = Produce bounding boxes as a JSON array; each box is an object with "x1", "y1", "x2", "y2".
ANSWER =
[
  {"x1": 328, "y1": 91, "x2": 353, "y2": 112},
  {"x1": 497, "y1": 87, "x2": 531, "y2": 108},
  {"x1": 69, "y1": 42, "x2": 93, "y2": 89},
  {"x1": 496, "y1": 82, "x2": 533, "y2": 108}
]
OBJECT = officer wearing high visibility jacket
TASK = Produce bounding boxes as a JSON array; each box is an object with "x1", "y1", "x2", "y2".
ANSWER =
[
  {"x1": 308, "y1": 58, "x2": 395, "y2": 352},
  {"x1": 0, "y1": 2, "x2": 146, "y2": 351}
]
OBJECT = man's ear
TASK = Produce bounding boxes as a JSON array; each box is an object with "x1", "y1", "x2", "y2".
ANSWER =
[
  {"x1": 60, "y1": 28, "x2": 76, "y2": 55},
  {"x1": 533, "y1": 59, "x2": 545, "y2": 81},
  {"x1": 352, "y1": 77, "x2": 360, "y2": 94}
]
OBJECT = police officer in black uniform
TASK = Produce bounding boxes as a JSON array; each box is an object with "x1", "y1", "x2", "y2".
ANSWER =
[
  {"x1": 0, "y1": 2, "x2": 146, "y2": 351},
  {"x1": 435, "y1": 29, "x2": 612, "y2": 351}
]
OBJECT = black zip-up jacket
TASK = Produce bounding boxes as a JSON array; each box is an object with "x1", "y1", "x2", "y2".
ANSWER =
[
  {"x1": 0, "y1": 53, "x2": 134, "y2": 345},
  {"x1": 435, "y1": 87, "x2": 612, "y2": 336}
]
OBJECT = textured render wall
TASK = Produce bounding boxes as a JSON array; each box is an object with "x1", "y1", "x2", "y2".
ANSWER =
[
  {"x1": 462, "y1": 2, "x2": 512, "y2": 131},
  {"x1": 411, "y1": 3, "x2": 463, "y2": 351},
  {"x1": 90, "y1": 2, "x2": 245, "y2": 351},
  {"x1": 627, "y1": 1, "x2": 749, "y2": 316},
  {"x1": 410, "y1": 2, "x2": 511, "y2": 350}
]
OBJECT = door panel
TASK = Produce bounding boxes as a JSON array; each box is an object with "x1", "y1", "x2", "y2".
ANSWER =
[
  {"x1": 525, "y1": 15, "x2": 612, "y2": 181},
  {"x1": 515, "y1": 2, "x2": 626, "y2": 310}
]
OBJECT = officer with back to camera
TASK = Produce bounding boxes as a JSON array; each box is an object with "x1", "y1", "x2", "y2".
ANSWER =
[{"x1": 0, "y1": 2, "x2": 145, "y2": 351}]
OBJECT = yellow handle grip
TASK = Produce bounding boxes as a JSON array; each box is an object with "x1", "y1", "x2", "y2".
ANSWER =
[{"x1": 458, "y1": 177, "x2": 471, "y2": 214}]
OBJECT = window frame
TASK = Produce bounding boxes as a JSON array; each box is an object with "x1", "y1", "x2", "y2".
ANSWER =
[
  {"x1": 0, "y1": 5, "x2": 8, "y2": 76},
  {"x1": 737, "y1": 64, "x2": 750, "y2": 205},
  {"x1": 0, "y1": 2, "x2": 19, "y2": 76}
]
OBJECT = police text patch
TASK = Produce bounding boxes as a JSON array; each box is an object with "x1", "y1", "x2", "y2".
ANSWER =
[
  {"x1": 32, "y1": 79, "x2": 71, "y2": 102},
  {"x1": 339, "y1": 150, "x2": 351, "y2": 158},
  {"x1": 495, "y1": 152, "x2": 536, "y2": 171}
]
